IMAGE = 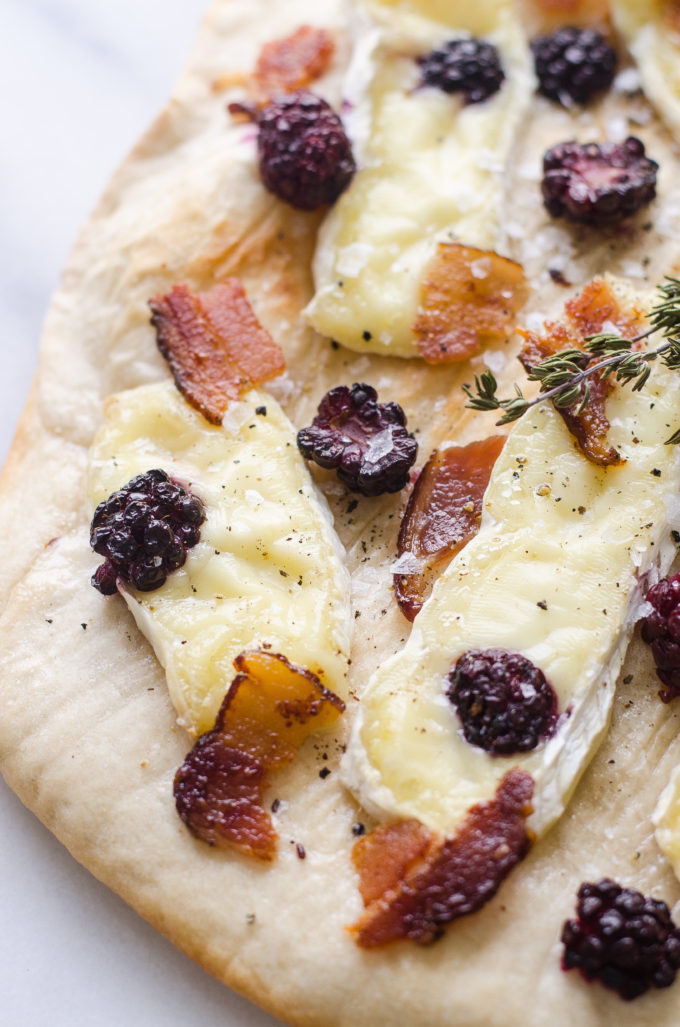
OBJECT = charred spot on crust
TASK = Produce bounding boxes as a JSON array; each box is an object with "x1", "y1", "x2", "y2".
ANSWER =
[
  {"x1": 562, "y1": 879, "x2": 680, "y2": 1000},
  {"x1": 297, "y1": 382, "x2": 417, "y2": 496},
  {"x1": 447, "y1": 648, "x2": 558, "y2": 755},
  {"x1": 90, "y1": 469, "x2": 205, "y2": 594}
]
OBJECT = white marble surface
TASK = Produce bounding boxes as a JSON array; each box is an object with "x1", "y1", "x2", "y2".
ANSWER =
[{"x1": 0, "y1": 2, "x2": 282, "y2": 1024}]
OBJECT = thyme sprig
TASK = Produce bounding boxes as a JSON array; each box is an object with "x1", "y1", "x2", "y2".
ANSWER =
[{"x1": 463, "y1": 277, "x2": 680, "y2": 443}]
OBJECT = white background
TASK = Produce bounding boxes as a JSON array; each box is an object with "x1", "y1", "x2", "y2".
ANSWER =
[{"x1": 0, "y1": 2, "x2": 282, "y2": 1023}]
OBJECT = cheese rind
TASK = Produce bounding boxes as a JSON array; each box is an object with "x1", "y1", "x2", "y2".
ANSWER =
[
  {"x1": 87, "y1": 381, "x2": 352, "y2": 736},
  {"x1": 344, "y1": 360, "x2": 680, "y2": 837},
  {"x1": 305, "y1": 0, "x2": 533, "y2": 356}
]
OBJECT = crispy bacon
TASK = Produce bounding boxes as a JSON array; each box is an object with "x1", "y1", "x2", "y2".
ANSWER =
[
  {"x1": 354, "y1": 820, "x2": 435, "y2": 907},
  {"x1": 519, "y1": 279, "x2": 643, "y2": 467},
  {"x1": 351, "y1": 769, "x2": 534, "y2": 947},
  {"x1": 528, "y1": 0, "x2": 609, "y2": 21},
  {"x1": 174, "y1": 650, "x2": 344, "y2": 860},
  {"x1": 149, "y1": 280, "x2": 285, "y2": 425},
  {"x1": 253, "y1": 26, "x2": 335, "y2": 101},
  {"x1": 413, "y1": 244, "x2": 528, "y2": 364},
  {"x1": 395, "y1": 436, "x2": 506, "y2": 621},
  {"x1": 564, "y1": 278, "x2": 641, "y2": 339}
]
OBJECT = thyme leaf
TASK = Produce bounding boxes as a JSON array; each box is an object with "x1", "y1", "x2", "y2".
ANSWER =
[{"x1": 462, "y1": 277, "x2": 680, "y2": 443}]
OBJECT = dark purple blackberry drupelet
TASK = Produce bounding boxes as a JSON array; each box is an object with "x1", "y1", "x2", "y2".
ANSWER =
[
  {"x1": 641, "y1": 572, "x2": 680, "y2": 702},
  {"x1": 297, "y1": 383, "x2": 418, "y2": 497},
  {"x1": 256, "y1": 91, "x2": 356, "y2": 211},
  {"x1": 447, "y1": 648, "x2": 557, "y2": 755},
  {"x1": 531, "y1": 27, "x2": 617, "y2": 106},
  {"x1": 417, "y1": 37, "x2": 505, "y2": 104},
  {"x1": 90, "y1": 469, "x2": 206, "y2": 595},
  {"x1": 541, "y1": 137, "x2": 658, "y2": 226},
  {"x1": 562, "y1": 879, "x2": 680, "y2": 1000}
]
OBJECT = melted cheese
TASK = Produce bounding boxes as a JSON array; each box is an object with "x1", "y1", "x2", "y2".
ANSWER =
[
  {"x1": 612, "y1": 0, "x2": 680, "y2": 137},
  {"x1": 655, "y1": 768, "x2": 680, "y2": 877},
  {"x1": 305, "y1": 0, "x2": 533, "y2": 357},
  {"x1": 88, "y1": 382, "x2": 352, "y2": 736},
  {"x1": 344, "y1": 363, "x2": 680, "y2": 838}
]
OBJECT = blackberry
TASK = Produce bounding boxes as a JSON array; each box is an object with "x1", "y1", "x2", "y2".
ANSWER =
[
  {"x1": 542, "y1": 137, "x2": 658, "y2": 225},
  {"x1": 90, "y1": 469, "x2": 206, "y2": 594},
  {"x1": 256, "y1": 91, "x2": 356, "y2": 211},
  {"x1": 297, "y1": 383, "x2": 418, "y2": 497},
  {"x1": 447, "y1": 648, "x2": 557, "y2": 755},
  {"x1": 417, "y1": 37, "x2": 505, "y2": 105},
  {"x1": 562, "y1": 879, "x2": 680, "y2": 1000},
  {"x1": 641, "y1": 572, "x2": 680, "y2": 702},
  {"x1": 531, "y1": 27, "x2": 617, "y2": 106}
]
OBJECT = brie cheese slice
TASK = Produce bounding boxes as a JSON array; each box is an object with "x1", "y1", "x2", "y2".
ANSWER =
[
  {"x1": 305, "y1": 0, "x2": 533, "y2": 357},
  {"x1": 88, "y1": 381, "x2": 352, "y2": 736},
  {"x1": 612, "y1": 0, "x2": 680, "y2": 137},
  {"x1": 655, "y1": 768, "x2": 680, "y2": 878},
  {"x1": 344, "y1": 356, "x2": 680, "y2": 838}
]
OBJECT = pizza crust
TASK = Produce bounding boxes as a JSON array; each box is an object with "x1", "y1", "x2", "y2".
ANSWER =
[{"x1": 3, "y1": 1, "x2": 680, "y2": 1024}]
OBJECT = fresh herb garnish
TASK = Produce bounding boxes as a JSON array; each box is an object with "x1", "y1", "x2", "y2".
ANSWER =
[{"x1": 463, "y1": 277, "x2": 680, "y2": 443}]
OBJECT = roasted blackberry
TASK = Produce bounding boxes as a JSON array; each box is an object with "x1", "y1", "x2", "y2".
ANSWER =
[
  {"x1": 297, "y1": 383, "x2": 418, "y2": 497},
  {"x1": 531, "y1": 27, "x2": 617, "y2": 106},
  {"x1": 542, "y1": 137, "x2": 658, "y2": 225},
  {"x1": 90, "y1": 469, "x2": 206, "y2": 594},
  {"x1": 417, "y1": 37, "x2": 504, "y2": 104},
  {"x1": 641, "y1": 572, "x2": 680, "y2": 702},
  {"x1": 256, "y1": 91, "x2": 355, "y2": 211},
  {"x1": 562, "y1": 879, "x2": 680, "y2": 1000},
  {"x1": 447, "y1": 648, "x2": 557, "y2": 755}
]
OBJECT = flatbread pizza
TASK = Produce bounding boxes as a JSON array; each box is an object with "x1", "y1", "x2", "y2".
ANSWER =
[{"x1": 5, "y1": 0, "x2": 680, "y2": 1024}]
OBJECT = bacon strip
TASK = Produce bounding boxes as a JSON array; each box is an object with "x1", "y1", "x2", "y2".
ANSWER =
[
  {"x1": 174, "y1": 650, "x2": 344, "y2": 860},
  {"x1": 528, "y1": 0, "x2": 610, "y2": 23},
  {"x1": 353, "y1": 820, "x2": 435, "y2": 907},
  {"x1": 519, "y1": 279, "x2": 642, "y2": 467},
  {"x1": 350, "y1": 769, "x2": 534, "y2": 947},
  {"x1": 413, "y1": 244, "x2": 528, "y2": 364},
  {"x1": 253, "y1": 26, "x2": 335, "y2": 101},
  {"x1": 149, "y1": 280, "x2": 286, "y2": 425},
  {"x1": 395, "y1": 436, "x2": 506, "y2": 621}
]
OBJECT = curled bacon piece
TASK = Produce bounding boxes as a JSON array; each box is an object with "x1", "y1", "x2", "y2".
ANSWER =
[
  {"x1": 350, "y1": 769, "x2": 534, "y2": 947},
  {"x1": 174, "y1": 650, "x2": 344, "y2": 860},
  {"x1": 253, "y1": 26, "x2": 335, "y2": 102},
  {"x1": 149, "y1": 280, "x2": 285, "y2": 425},
  {"x1": 394, "y1": 436, "x2": 506, "y2": 621},
  {"x1": 519, "y1": 279, "x2": 642, "y2": 467},
  {"x1": 413, "y1": 243, "x2": 528, "y2": 364}
]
